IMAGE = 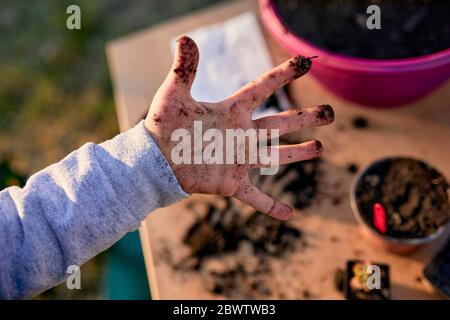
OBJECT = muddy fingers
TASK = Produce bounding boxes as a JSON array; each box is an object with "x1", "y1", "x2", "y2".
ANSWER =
[
  {"x1": 252, "y1": 140, "x2": 323, "y2": 169},
  {"x1": 224, "y1": 55, "x2": 314, "y2": 110},
  {"x1": 170, "y1": 36, "x2": 199, "y2": 91},
  {"x1": 255, "y1": 104, "x2": 334, "y2": 137},
  {"x1": 145, "y1": 36, "x2": 332, "y2": 220},
  {"x1": 234, "y1": 180, "x2": 293, "y2": 220}
]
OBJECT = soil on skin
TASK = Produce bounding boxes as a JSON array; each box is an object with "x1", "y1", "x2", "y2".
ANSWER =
[
  {"x1": 273, "y1": 0, "x2": 450, "y2": 59},
  {"x1": 355, "y1": 158, "x2": 450, "y2": 238}
]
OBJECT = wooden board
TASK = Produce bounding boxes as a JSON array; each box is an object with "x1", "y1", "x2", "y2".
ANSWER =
[{"x1": 106, "y1": 0, "x2": 450, "y2": 299}]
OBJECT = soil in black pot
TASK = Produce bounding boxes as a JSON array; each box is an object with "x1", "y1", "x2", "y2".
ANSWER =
[
  {"x1": 355, "y1": 158, "x2": 450, "y2": 239},
  {"x1": 273, "y1": 0, "x2": 450, "y2": 59}
]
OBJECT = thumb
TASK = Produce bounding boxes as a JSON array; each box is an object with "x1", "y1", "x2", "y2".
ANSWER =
[{"x1": 167, "y1": 36, "x2": 199, "y2": 92}]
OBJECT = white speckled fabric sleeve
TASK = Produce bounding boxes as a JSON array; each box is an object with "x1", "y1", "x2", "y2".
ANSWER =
[{"x1": 0, "y1": 121, "x2": 189, "y2": 299}]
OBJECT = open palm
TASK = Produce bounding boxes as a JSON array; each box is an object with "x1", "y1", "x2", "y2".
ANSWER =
[{"x1": 145, "y1": 36, "x2": 334, "y2": 220}]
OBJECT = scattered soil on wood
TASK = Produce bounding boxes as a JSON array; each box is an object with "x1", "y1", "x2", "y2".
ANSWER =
[
  {"x1": 175, "y1": 159, "x2": 323, "y2": 298},
  {"x1": 178, "y1": 198, "x2": 301, "y2": 298},
  {"x1": 352, "y1": 116, "x2": 369, "y2": 129},
  {"x1": 346, "y1": 163, "x2": 359, "y2": 174},
  {"x1": 183, "y1": 200, "x2": 301, "y2": 266},
  {"x1": 258, "y1": 159, "x2": 322, "y2": 210}
]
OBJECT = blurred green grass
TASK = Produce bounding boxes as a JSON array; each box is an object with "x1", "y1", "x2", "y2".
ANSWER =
[{"x1": 0, "y1": 0, "x2": 223, "y2": 299}]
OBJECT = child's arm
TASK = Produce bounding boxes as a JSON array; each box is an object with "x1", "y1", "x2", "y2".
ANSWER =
[{"x1": 0, "y1": 121, "x2": 188, "y2": 299}]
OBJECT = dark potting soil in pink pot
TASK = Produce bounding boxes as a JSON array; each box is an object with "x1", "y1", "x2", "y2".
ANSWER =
[
  {"x1": 260, "y1": 0, "x2": 450, "y2": 107},
  {"x1": 274, "y1": 0, "x2": 449, "y2": 60}
]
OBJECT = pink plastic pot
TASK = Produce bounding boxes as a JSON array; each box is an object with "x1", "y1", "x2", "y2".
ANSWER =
[{"x1": 259, "y1": 0, "x2": 450, "y2": 108}]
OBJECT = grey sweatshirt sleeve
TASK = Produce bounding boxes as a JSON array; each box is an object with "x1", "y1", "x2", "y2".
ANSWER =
[{"x1": 0, "y1": 121, "x2": 189, "y2": 299}]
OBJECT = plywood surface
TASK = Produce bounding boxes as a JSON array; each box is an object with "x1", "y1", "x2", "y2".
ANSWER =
[{"x1": 106, "y1": 0, "x2": 450, "y2": 299}]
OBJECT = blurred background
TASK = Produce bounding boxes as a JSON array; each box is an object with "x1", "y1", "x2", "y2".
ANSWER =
[{"x1": 0, "y1": 0, "x2": 225, "y2": 299}]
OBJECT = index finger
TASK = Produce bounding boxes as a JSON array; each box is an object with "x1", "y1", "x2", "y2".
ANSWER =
[{"x1": 224, "y1": 55, "x2": 315, "y2": 111}]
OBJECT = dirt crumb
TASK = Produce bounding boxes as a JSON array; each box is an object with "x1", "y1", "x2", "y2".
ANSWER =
[
  {"x1": 352, "y1": 116, "x2": 369, "y2": 129},
  {"x1": 346, "y1": 163, "x2": 359, "y2": 174}
]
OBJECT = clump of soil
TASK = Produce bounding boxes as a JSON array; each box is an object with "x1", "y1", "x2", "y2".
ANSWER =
[
  {"x1": 346, "y1": 163, "x2": 359, "y2": 174},
  {"x1": 252, "y1": 159, "x2": 321, "y2": 210},
  {"x1": 274, "y1": 0, "x2": 450, "y2": 59},
  {"x1": 179, "y1": 197, "x2": 301, "y2": 298},
  {"x1": 182, "y1": 198, "x2": 301, "y2": 268},
  {"x1": 352, "y1": 116, "x2": 369, "y2": 129},
  {"x1": 355, "y1": 158, "x2": 450, "y2": 238},
  {"x1": 204, "y1": 243, "x2": 274, "y2": 298}
]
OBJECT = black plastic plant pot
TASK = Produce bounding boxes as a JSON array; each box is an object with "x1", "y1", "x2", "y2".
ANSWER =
[
  {"x1": 424, "y1": 237, "x2": 450, "y2": 299},
  {"x1": 350, "y1": 157, "x2": 450, "y2": 254},
  {"x1": 344, "y1": 260, "x2": 390, "y2": 300}
]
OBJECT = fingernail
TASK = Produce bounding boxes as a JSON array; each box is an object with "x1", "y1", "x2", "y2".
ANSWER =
[
  {"x1": 177, "y1": 35, "x2": 191, "y2": 44},
  {"x1": 314, "y1": 140, "x2": 323, "y2": 153},
  {"x1": 290, "y1": 55, "x2": 312, "y2": 78},
  {"x1": 277, "y1": 203, "x2": 293, "y2": 221},
  {"x1": 317, "y1": 104, "x2": 335, "y2": 122}
]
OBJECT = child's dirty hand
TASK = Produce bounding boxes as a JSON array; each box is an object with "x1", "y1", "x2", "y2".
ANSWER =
[{"x1": 144, "y1": 36, "x2": 334, "y2": 220}]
